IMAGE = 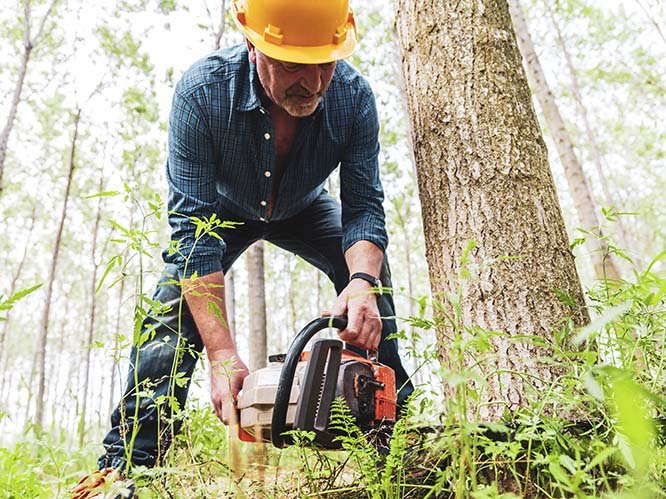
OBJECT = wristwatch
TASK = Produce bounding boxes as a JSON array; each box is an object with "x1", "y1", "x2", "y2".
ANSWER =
[{"x1": 349, "y1": 272, "x2": 383, "y2": 295}]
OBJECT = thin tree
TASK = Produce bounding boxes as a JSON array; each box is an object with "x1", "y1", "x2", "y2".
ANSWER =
[
  {"x1": 391, "y1": 195, "x2": 422, "y2": 387},
  {"x1": 636, "y1": 0, "x2": 666, "y2": 47},
  {"x1": 508, "y1": 0, "x2": 621, "y2": 280},
  {"x1": 33, "y1": 108, "x2": 81, "y2": 431},
  {"x1": 78, "y1": 169, "x2": 106, "y2": 446},
  {"x1": 544, "y1": 1, "x2": 634, "y2": 257},
  {"x1": 396, "y1": 0, "x2": 589, "y2": 420},
  {"x1": 0, "y1": 203, "x2": 37, "y2": 391},
  {"x1": 246, "y1": 242, "x2": 267, "y2": 371},
  {"x1": 108, "y1": 276, "x2": 126, "y2": 418},
  {"x1": 0, "y1": 0, "x2": 60, "y2": 193}
]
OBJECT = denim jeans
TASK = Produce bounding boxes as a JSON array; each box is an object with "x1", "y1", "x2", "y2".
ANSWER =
[{"x1": 98, "y1": 191, "x2": 414, "y2": 470}]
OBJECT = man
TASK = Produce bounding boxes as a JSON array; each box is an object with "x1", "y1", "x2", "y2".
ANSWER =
[{"x1": 73, "y1": 0, "x2": 413, "y2": 496}]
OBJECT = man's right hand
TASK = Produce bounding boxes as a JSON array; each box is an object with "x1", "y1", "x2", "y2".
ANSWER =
[{"x1": 209, "y1": 348, "x2": 250, "y2": 424}]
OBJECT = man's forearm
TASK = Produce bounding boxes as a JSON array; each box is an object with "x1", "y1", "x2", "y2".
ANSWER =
[
  {"x1": 345, "y1": 240, "x2": 383, "y2": 277},
  {"x1": 182, "y1": 271, "x2": 236, "y2": 357}
]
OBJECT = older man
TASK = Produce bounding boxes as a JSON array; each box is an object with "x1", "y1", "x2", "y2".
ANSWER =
[{"x1": 73, "y1": 0, "x2": 413, "y2": 496}]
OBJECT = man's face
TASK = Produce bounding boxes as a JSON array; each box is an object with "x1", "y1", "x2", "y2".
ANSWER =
[{"x1": 248, "y1": 43, "x2": 336, "y2": 117}]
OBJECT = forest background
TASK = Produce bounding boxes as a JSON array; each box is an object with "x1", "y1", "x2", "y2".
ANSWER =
[{"x1": 0, "y1": 0, "x2": 664, "y2": 497}]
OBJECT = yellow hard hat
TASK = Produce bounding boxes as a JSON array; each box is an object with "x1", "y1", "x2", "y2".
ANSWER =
[{"x1": 232, "y1": 0, "x2": 357, "y2": 64}]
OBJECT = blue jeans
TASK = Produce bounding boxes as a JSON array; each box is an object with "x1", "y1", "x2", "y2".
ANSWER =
[{"x1": 99, "y1": 192, "x2": 414, "y2": 470}]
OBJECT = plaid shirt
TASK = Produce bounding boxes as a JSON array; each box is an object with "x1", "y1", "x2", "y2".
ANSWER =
[{"x1": 164, "y1": 44, "x2": 388, "y2": 278}]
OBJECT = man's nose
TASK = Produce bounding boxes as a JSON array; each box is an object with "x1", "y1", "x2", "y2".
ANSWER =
[{"x1": 299, "y1": 65, "x2": 323, "y2": 95}]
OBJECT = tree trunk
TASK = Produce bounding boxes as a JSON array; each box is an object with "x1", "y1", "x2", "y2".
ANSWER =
[
  {"x1": 392, "y1": 197, "x2": 422, "y2": 386},
  {"x1": 246, "y1": 242, "x2": 267, "y2": 371},
  {"x1": 508, "y1": 0, "x2": 620, "y2": 280},
  {"x1": 0, "y1": 204, "x2": 37, "y2": 389},
  {"x1": 395, "y1": 0, "x2": 589, "y2": 421},
  {"x1": 544, "y1": 2, "x2": 634, "y2": 258},
  {"x1": 212, "y1": 0, "x2": 227, "y2": 50},
  {"x1": 0, "y1": 13, "x2": 32, "y2": 193},
  {"x1": 108, "y1": 277, "x2": 126, "y2": 418},
  {"x1": 0, "y1": 0, "x2": 59, "y2": 193},
  {"x1": 34, "y1": 108, "x2": 80, "y2": 431},
  {"x1": 79, "y1": 172, "x2": 105, "y2": 446}
]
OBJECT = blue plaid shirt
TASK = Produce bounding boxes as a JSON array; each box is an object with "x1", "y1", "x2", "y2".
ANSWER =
[{"x1": 164, "y1": 44, "x2": 388, "y2": 278}]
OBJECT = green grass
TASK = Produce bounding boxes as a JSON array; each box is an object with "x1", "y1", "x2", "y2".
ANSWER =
[{"x1": 2, "y1": 254, "x2": 664, "y2": 498}]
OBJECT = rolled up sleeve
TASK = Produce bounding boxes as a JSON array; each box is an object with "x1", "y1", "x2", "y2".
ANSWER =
[
  {"x1": 164, "y1": 84, "x2": 226, "y2": 278},
  {"x1": 339, "y1": 87, "x2": 388, "y2": 254}
]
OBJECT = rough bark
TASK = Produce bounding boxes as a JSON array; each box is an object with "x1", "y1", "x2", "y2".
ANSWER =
[
  {"x1": 0, "y1": 0, "x2": 59, "y2": 193},
  {"x1": 34, "y1": 108, "x2": 80, "y2": 431},
  {"x1": 246, "y1": 242, "x2": 267, "y2": 371},
  {"x1": 395, "y1": 0, "x2": 589, "y2": 420},
  {"x1": 508, "y1": 0, "x2": 620, "y2": 280}
]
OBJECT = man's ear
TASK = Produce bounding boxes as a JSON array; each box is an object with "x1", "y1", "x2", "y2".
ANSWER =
[{"x1": 246, "y1": 39, "x2": 256, "y2": 63}]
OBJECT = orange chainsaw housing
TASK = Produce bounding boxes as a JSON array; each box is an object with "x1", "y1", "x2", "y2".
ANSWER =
[{"x1": 233, "y1": 348, "x2": 396, "y2": 443}]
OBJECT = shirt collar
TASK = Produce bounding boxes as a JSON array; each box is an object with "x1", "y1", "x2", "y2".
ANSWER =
[{"x1": 237, "y1": 59, "x2": 262, "y2": 112}]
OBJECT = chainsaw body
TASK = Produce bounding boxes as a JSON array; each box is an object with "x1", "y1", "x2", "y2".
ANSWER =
[{"x1": 225, "y1": 316, "x2": 397, "y2": 448}]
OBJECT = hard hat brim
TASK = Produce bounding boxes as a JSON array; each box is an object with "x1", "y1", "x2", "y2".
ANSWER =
[{"x1": 237, "y1": 22, "x2": 357, "y2": 64}]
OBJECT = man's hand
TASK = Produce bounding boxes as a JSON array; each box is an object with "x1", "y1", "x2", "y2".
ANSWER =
[
  {"x1": 209, "y1": 348, "x2": 250, "y2": 424},
  {"x1": 328, "y1": 278, "x2": 381, "y2": 351}
]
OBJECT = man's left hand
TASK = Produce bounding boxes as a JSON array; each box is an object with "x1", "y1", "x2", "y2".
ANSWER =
[{"x1": 327, "y1": 278, "x2": 381, "y2": 351}]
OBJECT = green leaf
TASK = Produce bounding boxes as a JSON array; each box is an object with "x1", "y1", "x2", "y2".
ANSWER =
[{"x1": 0, "y1": 284, "x2": 43, "y2": 316}]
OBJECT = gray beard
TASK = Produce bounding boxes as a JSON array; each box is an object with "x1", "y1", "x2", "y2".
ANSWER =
[{"x1": 281, "y1": 97, "x2": 320, "y2": 117}]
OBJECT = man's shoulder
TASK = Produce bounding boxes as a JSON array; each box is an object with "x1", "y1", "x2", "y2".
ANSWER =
[
  {"x1": 175, "y1": 44, "x2": 249, "y2": 97},
  {"x1": 332, "y1": 60, "x2": 372, "y2": 92}
]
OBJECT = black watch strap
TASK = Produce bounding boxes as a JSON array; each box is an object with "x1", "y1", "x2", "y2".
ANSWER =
[{"x1": 349, "y1": 272, "x2": 383, "y2": 295}]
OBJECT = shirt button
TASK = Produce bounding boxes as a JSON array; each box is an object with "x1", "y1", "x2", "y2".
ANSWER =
[
  {"x1": 259, "y1": 217, "x2": 266, "y2": 222},
  {"x1": 259, "y1": 107, "x2": 266, "y2": 114},
  {"x1": 260, "y1": 200, "x2": 267, "y2": 206},
  {"x1": 264, "y1": 171, "x2": 271, "y2": 177},
  {"x1": 264, "y1": 133, "x2": 271, "y2": 140}
]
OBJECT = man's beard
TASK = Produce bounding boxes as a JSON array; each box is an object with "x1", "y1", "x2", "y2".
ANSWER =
[
  {"x1": 280, "y1": 83, "x2": 322, "y2": 117},
  {"x1": 280, "y1": 95, "x2": 321, "y2": 117}
]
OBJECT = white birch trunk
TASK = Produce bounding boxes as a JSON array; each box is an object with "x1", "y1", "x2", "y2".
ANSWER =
[{"x1": 246, "y1": 242, "x2": 267, "y2": 371}]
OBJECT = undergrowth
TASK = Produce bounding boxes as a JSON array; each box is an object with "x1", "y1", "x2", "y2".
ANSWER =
[{"x1": 1, "y1": 251, "x2": 664, "y2": 498}]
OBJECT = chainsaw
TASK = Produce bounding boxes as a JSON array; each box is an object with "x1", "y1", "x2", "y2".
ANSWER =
[{"x1": 223, "y1": 315, "x2": 397, "y2": 448}]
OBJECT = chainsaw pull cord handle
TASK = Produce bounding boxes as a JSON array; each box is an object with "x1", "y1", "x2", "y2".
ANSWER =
[{"x1": 271, "y1": 315, "x2": 348, "y2": 448}]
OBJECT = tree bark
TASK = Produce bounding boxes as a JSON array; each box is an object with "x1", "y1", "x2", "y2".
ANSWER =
[
  {"x1": 395, "y1": 0, "x2": 589, "y2": 421},
  {"x1": 246, "y1": 242, "x2": 267, "y2": 370},
  {"x1": 34, "y1": 108, "x2": 80, "y2": 431},
  {"x1": 508, "y1": 0, "x2": 620, "y2": 280}
]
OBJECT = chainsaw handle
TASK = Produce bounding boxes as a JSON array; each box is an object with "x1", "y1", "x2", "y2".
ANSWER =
[{"x1": 271, "y1": 315, "x2": 348, "y2": 448}]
